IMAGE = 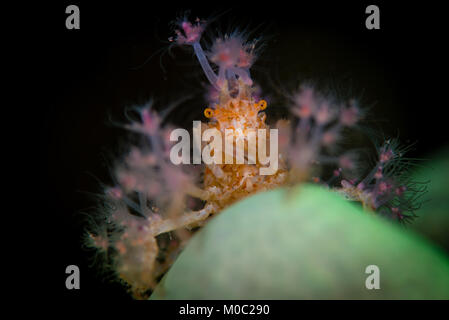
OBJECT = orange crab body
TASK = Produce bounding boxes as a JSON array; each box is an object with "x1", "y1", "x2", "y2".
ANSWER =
[{"x1": 202, "y1": 80, "x2": 287, "y2": 210}]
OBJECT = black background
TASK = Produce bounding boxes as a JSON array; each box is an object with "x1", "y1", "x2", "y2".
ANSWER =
[{"x1": 41, "y1": 1, "x2": 448, "y2": 300}]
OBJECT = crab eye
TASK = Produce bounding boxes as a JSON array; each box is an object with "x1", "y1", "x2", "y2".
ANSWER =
[
  {"x1": 204, "y1": 108, "x2": 214, "y2": 118},
  {"x1": 257, "y1": 100, "x2": 267, "y2": 110}
]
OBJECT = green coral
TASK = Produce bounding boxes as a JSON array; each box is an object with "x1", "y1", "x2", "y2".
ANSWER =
[
  {"x1": 410, "y1": 148, "x2": 449, "y2": 251},
  {"x1": 151, "y1": 184, "x2": 449, "y2": 299}
]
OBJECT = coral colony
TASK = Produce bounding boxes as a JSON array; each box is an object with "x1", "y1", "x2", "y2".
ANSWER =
[{"x1": 85, "y1": 15, "x2": 426, "y2": 299}]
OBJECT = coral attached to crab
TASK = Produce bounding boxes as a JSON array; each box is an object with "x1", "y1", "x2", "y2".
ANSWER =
[{"x1": 85, "y1": 15, "x2": 427, "y2": 299}]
